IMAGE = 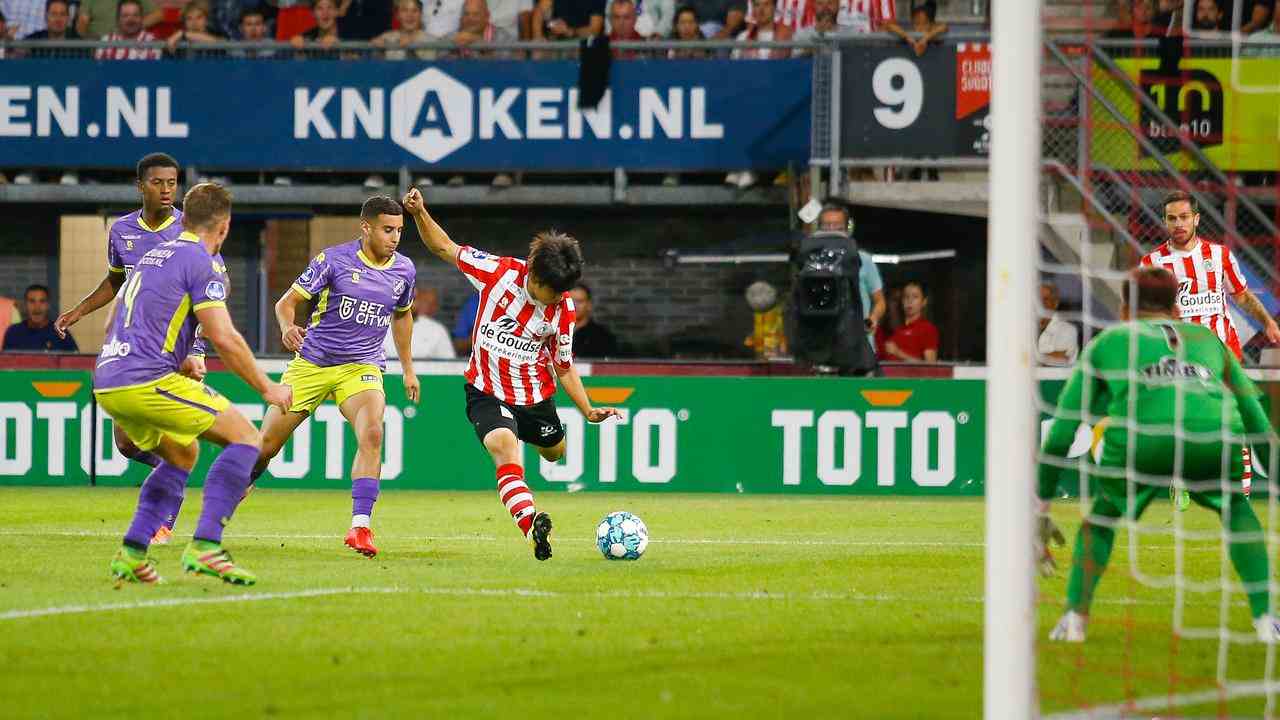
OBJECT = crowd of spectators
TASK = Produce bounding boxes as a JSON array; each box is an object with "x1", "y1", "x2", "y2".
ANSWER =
[
  {"x1": 0, "y1": 0, "x2": 948, "y2": 59},
  {"x1": 1105, "y1": 0, "x2": 1277, "y2": 38}
]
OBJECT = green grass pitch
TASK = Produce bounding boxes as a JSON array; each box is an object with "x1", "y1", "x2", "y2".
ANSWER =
[{"x1": 0, "y1": 487, "x2": 1275, "y2": 718}]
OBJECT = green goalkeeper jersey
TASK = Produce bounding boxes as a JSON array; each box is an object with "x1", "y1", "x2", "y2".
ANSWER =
[{"x1": 1038, "y1": 319, "x2": 1273, "y2": 499}]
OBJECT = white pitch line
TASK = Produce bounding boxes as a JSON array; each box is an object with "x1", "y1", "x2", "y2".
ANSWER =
[
  {"x1": 1042, "y1": 680, "x2": 1280, "y2": 720},
  {"x1": 0, "y1": 587, "x2": 403, "y2": 621},
  {"x1": 0, "y1": 530, "x2": 985, "y2": 547}
]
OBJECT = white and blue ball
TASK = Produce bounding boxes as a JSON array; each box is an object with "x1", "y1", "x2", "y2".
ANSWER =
[{"x1": 596, "y1": 511, "x2": 648, "y2": 560}]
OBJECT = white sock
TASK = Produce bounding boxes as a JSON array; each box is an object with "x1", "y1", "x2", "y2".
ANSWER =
[{"x1": 351, "y1": 514, "x2": 371, "y2": 529}]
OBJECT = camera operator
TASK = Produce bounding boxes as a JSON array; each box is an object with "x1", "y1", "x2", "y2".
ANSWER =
[{"x1": 790, "y1": 198, "x2": 880, "y2": 375}]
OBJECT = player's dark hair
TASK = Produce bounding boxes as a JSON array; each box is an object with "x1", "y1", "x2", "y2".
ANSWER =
[
  {"x1": 572, "y1": 282, "x2": 592, "y2": 299},
  {"x1": 136, "y1": 152, "x2": 179, "y2": 183},
  {"x1": 1125, "y1": 267, "x2": 1178, "y2": 314},
  {"x1": 117, "y1": 0, "x2": 142, "y2": 17},
  {"x1": 182, "y1": 182, "x2": 232, "y2": 230},
  {"x1": 529, "y1": 231, "x2": 584, "y2": 294},
  {"x1": 24, "y1": 284, "x2": 50, "y2": 299},
  {"x1": 1162, "y1": 190, "x2": 1199, "y2": 214},
  {"x1": 360, "y1": 195, "x2": 403, "y2": 223}
]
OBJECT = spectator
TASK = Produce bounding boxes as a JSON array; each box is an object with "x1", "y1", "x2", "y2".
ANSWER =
[
  {"x1": 291, "y1": 0, "x2": 343, "y2": 53},
  {"x1": 837, "y1": 0, "x2": 894, "y2": 34},
  {"x1": 382, "y1": 286, "x2": 456, "y2": 359},
  {"x1": 452, "y1": 0, "x2": 515, "y2": 56},
  {"x1": 1232, "y1": 0, "x2": 1273, "y2": 32},
  {"x1": 1243, "y1": 1, "x2": 1280, "y2": 55},
  {"x1": 685, "y1": 0, "x2": 742, "y2": 37},
  {"x1": 1106, "y1": 0, "x2": 1169, "y2": 38},
  {"x1": 229, "y1": 6, "x2": 277, "y2": 56},
  {"x1": 607, "y1": 0, "x2": 643, "y2": 57},
  {"x1": 1192, "y1": 0, "x2": 1226, "y2": 30},
  {"x1": 886, "y1": 0, "x2": 947, "y2": 56},
  {"x1": 666, "y1": 3, "x2": 704, "y2": 55},
  {"x1": 569, "y1": 283, "x2": 620, "y2": 358},
  {"x1": 374, "y1": 0, "x2": 432, "y2": 58},
  {"x1": 452, "y1": 292, "x2": 479, "y2": 355},
  {"x1": 78, "y1": 0, "x2": 161, "y2": 41},
  {"x1": 607, "y1": 0, "x2": 672, "y2": 37},
  {"x1": 22, "y1": 0, "x2": 83, "y2": 58},
  {"x1": 531, "y1": 0, "x2": 604, "y2": 41},
  {"x1": 2, "y1": 0, "x2": 44, "y2": 38},
  {"x1": 208, "y1": 0, "x2": 260, "y2": 38},
  {"x1": 95, "y1": 0, "x2": 163, "y2": 59},
  {"x1": 487, "y1": 0, "x2": 532, "y2": 37},
  {"x1": 338, "y1": 0, "x2": 393, "y2": 39},
  {"x1": 3, "y1": 285, "x2": 78, "y2": 352},
  {"x1": 0, "y1": 12, "x2": 8, "y2": 59},
  {"x1": 1037, "y1": 282, "x2": 1078, "y2": 367},
  {"x1": 0, "y1": 295, "x2": 19, "y2": 348},
  {"x1": 882, "y1": 281, "x2": 938, "y2": 363},
  {"x1": 732, "y1": 0, "x2": 791, "y2": 65},
  {"x1": 423, "y1": 0, "x2": 466, "y2": 40},
  {"x1": 167, "y1": 0, "x2": 226, "y2": 53},
  {"x1": 794, "y1": 0, "x2": 839, "y2": 41}
]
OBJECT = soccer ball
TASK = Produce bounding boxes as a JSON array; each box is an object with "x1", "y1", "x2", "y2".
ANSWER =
[{"x1": 596, "y1": 511, "x2": 648, "y2": 561}]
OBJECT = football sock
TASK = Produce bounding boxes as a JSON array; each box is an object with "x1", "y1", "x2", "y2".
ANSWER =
[
  {"x1": 132, "y1": 450, "x2": 162, "y2": 468},
  {"x1": 123, "y1": 462, "x2": 190, "y2": 549},
  {"x1": 496, "y1": 463, "x2": 536, "y2": 537},
  {"x1": 351, "y1": 477, "x2": 378, "y2": 528},
  {"x1": 193, "y1": 443, "x2": 257, "y2": 544}
]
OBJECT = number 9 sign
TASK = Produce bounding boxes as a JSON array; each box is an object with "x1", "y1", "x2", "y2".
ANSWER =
[{"x1": 872, "y1": 58, "x2": 924, "y2": 130}]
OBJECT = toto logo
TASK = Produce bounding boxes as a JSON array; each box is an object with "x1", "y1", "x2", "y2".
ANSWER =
[{"x1": 390, "y1": 68, "x2": 474, "y2": 163}]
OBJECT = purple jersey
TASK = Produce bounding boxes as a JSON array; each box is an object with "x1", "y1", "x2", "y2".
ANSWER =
[
  {"x1": 107, "y1": 208, "x2": 186, "y2": 278},
  {"x1": 106, "y1": 207, "x2": 221, "y2": 357},
  {"x1": 291, "y1": 239, "x2": 416, "y2": 368},
  {"x1": 94, "y1": 231, "x2": 231, "y2": 390}
]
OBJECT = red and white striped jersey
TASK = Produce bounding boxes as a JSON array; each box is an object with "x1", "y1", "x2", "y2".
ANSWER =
[
  {"x1": 1139, "y1": 238, "x2": 1248, "y2": 359},
  {"x1": 456, "y1": 246, "x2": 576, "y2": 406},
  {"x1": 94, "y1": 33, "x2": 162, "y2": 60},
  {"x1": 751, "y1": 0, "x2": 894, "y2": 32}
]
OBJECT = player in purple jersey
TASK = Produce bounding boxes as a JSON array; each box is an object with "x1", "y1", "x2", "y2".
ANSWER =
[
  {"x1": 251, "y1": 196, "x2": 419, "y2": 558},
  {"x1": 55, "y1": 153, "x2": 220, "y2": 544},
  {"x1": 97, "y1": 183, "x2": 292, "y2": 586}
]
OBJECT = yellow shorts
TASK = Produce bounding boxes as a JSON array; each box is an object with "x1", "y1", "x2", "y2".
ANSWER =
[
  {"x1": 94, "y1": 373, "x2": 230, "y2": 451},
  {"x1": 282, "y1": 357, "x2": 383, "y2": 415}
]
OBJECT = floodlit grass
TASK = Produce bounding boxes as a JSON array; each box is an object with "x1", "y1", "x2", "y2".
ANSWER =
[{"x1": 0, "y1": 488, "x2": 1274, "y2": 718}]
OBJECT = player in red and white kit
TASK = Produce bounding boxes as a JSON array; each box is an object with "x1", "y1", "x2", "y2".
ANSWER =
[
  {"x1": 1140, "y1": 191, "x2": 1280, "y2": 495},
  {"x1": 403, "y1": 188, "x2": 621, "y2": 561}
]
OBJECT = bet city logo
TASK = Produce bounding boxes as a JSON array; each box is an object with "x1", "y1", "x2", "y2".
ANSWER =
[{"x1": 294, "y1": 67, "x2": 725, "y2": 163}]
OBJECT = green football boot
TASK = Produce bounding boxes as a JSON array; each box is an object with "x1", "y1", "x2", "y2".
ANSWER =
[
  {"x1": 181, "y1": 541, "x2": 257, "y2": 586},
  {"x1": 110, "y1": 547, "x2": 162, "y2": 584}
]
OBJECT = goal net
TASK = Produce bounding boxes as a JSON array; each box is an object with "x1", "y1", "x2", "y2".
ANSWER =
[{"x1": 1011, "y1": 1, "x2": 1280, "y2": 717}]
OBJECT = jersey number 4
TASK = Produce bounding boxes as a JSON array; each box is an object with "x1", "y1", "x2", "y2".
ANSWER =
[{"x1": 121, "y1": 272, "x2": 144, "y2": 328}]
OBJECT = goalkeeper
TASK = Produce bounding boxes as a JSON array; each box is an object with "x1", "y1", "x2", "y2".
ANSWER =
[{"x1": 1039, "y1": 266, "x2": 1280, "y2": 643}]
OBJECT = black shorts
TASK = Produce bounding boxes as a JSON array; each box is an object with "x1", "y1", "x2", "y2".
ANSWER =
[{"x1": 464, "y1": 383, "x2": 565, "y2": 448}]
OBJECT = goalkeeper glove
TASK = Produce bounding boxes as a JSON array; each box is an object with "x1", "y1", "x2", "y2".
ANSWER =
[{"x1": 1035, "y1": 512, "x2": 1066, "y2": 578}]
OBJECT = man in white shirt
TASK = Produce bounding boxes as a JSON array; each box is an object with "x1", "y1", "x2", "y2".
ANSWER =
[
  {"x1": 383, "y1": 285, "x2": 457, "y2": 360},
  {"x1": 1037, "y1": 282, "x2": 1078, "y2": 366}
]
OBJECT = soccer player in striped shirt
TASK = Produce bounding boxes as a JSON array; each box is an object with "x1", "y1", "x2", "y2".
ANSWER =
[
  {"x1": 55, "y1": 152, "x2": 218, "y2": 542},
  {"x1": 98, "y1": 183, "x2": 292, "y2": 585},
  {"x1": 402, "y1": 187, "x2": 622, "y2": 561},
  {"x1": 1139, "y1": 190, "x2": 1280, "y2": 496},
  {"x1": 251, "y1": 196, "x2": 420, "y2": 558}
]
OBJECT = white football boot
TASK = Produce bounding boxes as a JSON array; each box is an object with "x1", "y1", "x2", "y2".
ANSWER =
[
  {"x1": 1048, "y1": 611, "x2": 1087, "y2": 643},
  {"x1": 1254, "y1": 615, "x2": 1280, "y2": 643}
]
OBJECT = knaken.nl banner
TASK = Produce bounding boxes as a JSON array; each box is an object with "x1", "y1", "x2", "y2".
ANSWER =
[{"x1": 0, "y1": 59, "x2": 810, "y2": 171}]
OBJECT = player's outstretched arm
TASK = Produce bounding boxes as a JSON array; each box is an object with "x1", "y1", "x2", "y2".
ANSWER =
[
  {"x1": 402, "y1": 188, "x2": 460, "y2": 265},
  {"x1": 275, "y1": 288, "x2": 309, "y2": 352},
  {"x1": 196, "y1": 305, "x2": 292, "y2": 411},
  {"x1": 1233, "y1": 290, "x2": 1280, "y2": 344},
  {"x1": 55, "y1": 271, "x2": 125, "y2": 338},
  {"x1": 390, "y1": 308, "x2": 420, "y2": 403},
  {"x1": 555, "y1": 363, "x2": 622, "y2": 423}
]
